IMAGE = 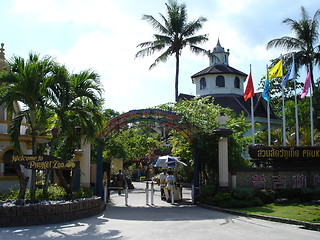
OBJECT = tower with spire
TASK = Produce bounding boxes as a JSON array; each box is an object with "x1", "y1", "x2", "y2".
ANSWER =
[
  {"x1": 178, "y1": 39, "x2": 281, "y2": 133},
  {"x1": 209, "y1": 38, "x2": 230, "y2": 66},
  {"x1": 191, "y1": 39, "x2": 247, "y2": 96}
]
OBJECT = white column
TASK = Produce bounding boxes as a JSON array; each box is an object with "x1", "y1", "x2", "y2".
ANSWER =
[
  {"x1": 218, "y1": 136, "x2": 229, "y2": 188},
  {"x1": 80, "y1": 137, "x2": 91, "y2": 187}
]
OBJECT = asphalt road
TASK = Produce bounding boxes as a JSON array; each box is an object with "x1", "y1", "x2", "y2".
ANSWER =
[{"x1": 0, "y1": 182, "x2": 319, "y2": 240}]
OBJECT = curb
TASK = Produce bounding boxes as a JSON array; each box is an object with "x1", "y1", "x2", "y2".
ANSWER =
[{"x1": 198, "y1": 204, "x2": 320, "y2": 231}]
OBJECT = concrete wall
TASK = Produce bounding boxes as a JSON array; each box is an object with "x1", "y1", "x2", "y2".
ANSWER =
[
  {"x1": 231, "y1": 168, "x2": 320, "y2": 189},
  {"x1": 0, "y1": 197, "x2": 105, "y2": 227}
]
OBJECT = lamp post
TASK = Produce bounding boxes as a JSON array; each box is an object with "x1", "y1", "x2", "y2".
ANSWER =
[{"x1": 73, "y1": 126, "x2": 82, "y2": 191}]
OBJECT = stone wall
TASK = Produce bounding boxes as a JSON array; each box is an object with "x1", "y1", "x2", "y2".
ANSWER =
[
  {"x1": 0, "y1": 197, "x2": 105, "y2": 227},
  {"x1": 231, "y1": 168, "x2": 320, "y2": 190}
]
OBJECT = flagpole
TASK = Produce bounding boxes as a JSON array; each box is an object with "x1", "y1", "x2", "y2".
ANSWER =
[
  {"x1": 281, "y1": 55, "x2": 286, "y2": 146},
  {"x1": 251, "y1": 96, "x2": 255, "y2": 145},
  {"x1": 293, "y1": 73, "x2": 300, "y2": 146},
  {"x1": 266, "y1": 65, "x2": 271, "y2": 146},
  {"x1": 310, "y1": 82, "x2": 314, "y2": 146},
  {"x1": 250, "y1": 64, "x2": 255, "y2": 145}
]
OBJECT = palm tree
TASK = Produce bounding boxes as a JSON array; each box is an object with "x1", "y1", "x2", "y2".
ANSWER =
[
  {"x1": 0, "y1": 53, "x2": 57, "y2": 199},
  {"x1": 47, "y1": 67, "x2": 104, "y2": 198},
  {"x1": 267, "y1": 7, "x2": 320, "y2": 87},
  {"x1": 135, "y1": 0, "x2": 208, "y2": 102},
  {"x1": 266, "y1": 7, "x2": 320, "y2": 128}
]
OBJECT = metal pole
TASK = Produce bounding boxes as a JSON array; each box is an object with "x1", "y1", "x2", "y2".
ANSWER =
[
  {"x1": 151, "y1": 182, "x2": 154, "y2": 205},
  {"x1": 250, "y1": 97, "x2": 255, "y2": 145},
  {"x1": 145, "y1": 181, "x2": 149, "y2": 205},
  {"x1": 171, "y1": 187, "x2": 174, "y2": 204},
  {"x1": 103, "y1": 180, "x2": 107, "y2": 204},
  {"x1": 294, "y1": 69, "x2": 300, "y2": 146},
  {"x1": 310, "y1": 83, "x2": 314, "y2": 146},
  {"x1": 191, "y1": 184, "x2": 194, "y2": 204},
  {"x1": 282, "y1": 88, "x2": 286, "y2": 146},
  {"x1": 96, "y1": 139, "x2": 103, "y2": 197},
  {"x1": 125, "y1": 186, "x2": 128, "y2": 206}
]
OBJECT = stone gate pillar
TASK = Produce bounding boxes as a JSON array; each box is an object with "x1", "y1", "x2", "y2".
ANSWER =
[
  {"x1": 215, "y1": 116, "x2": 232, "y2": 191},
  {"x1": 218, "y1": 136, "x2": 229, "y2": 190}
]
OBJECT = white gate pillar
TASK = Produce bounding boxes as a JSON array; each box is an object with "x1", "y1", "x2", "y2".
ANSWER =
[
  {"x1": 218, "y1": 136, "x2": 229, "y2": 188},
  {"x1": 215, "y1": 115, "x2": 232, "y2": 191}
]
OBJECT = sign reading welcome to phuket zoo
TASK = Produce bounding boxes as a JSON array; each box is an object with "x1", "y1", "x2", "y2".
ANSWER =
[{"x1": 3, "y1": 154, "x2": 75, "y2": 170}]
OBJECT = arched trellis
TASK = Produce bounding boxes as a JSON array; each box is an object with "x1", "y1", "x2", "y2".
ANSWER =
[
  {"x1": 97, "y1": 109, "x2": 197, "y2": 142},
  {"x1": 95, "y1": 109, "x2": 200, "y2": 201}
]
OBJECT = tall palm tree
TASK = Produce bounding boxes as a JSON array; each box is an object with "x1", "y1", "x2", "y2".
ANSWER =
[
  {"x1": 267, "y1": 7, "x2": 320, "y2": 87},
  {"x1": 267, "y1": 6, "x2": 320, "y2": 129},
  {"x1": 135, "y1": 0, "x2": 208, "y2": 102},
  {"x1": 0, "y1": 53, "x2": 57, "y2": 199}
]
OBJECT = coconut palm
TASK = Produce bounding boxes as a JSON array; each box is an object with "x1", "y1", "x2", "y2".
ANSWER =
[
  {"x1": 0, "y1": 53, "x2": 57, "y2": 199},
  {"x1": 267, "y1": 7, "x2": 320, "y2": 87},
  {"x1": 135, "y1": 0, "x2": 208, "y2": 102},
  {"x1": 267, "y1": 6, "x2": 320, "y2": 130}
]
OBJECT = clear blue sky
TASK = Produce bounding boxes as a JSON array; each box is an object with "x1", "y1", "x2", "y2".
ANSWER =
[{"x1": 1, "y1": 0, "x2": 319, "y2": 113}]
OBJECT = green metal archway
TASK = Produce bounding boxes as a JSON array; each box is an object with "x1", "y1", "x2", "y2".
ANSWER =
[{"x1": 95, "y1": 109, "x2": 200, "y2": 201}]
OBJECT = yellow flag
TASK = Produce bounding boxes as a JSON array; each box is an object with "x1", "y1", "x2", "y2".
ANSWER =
[{"x1": 268, "y1": 59, "x2": 283, "y2": 79}]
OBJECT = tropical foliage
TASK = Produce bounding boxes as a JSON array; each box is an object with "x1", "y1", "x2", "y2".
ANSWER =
[
  {"x1": 0, "y1": 53, "x2": 104, "y2": 200},
  {"x1": 157, "y1": 97, "x2": 252, "y2": 184}
]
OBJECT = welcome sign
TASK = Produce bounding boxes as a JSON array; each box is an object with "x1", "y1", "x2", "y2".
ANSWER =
[{"x1": 4, "y1": 154, "x2": 76, "y2": 170}]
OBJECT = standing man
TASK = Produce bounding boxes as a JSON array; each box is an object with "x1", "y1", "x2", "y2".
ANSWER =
[
  {"x1": 159, "y1": 169, "x2": 167, "y2": 200},
  {"x1": 166, "y1": 170, "x2": 175, "y2": 203},
  {"x1": 115, "y1": 169, "x2": 124, "y2": 195}
]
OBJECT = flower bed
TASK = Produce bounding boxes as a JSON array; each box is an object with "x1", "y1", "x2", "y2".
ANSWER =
[{"x1": 0, "y1": 197, "x2": 105, "y2": 227}]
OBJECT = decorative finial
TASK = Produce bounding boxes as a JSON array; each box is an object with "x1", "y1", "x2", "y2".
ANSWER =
[
  {"x1": 0, "y1": 43, "x2": 9, "y2": 72},
  {"x1": 0, "y1": 43, "x2": 4, "y2": 53}
]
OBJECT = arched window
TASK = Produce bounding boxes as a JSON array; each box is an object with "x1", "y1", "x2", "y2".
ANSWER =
[
  {"x1": 200, "y1": 77, "x2": 206, "y2": 90},
  {"x1": 234, "y1": 77, "x2": 240, "y2": 88},
  {"x1": 216, "y1": 75, "x2": 225, "y2": 87}
]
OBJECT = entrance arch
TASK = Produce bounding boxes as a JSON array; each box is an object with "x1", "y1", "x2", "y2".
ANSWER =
[{"x1": 95, "y1": 109, "x2": 200, "y2": 200}]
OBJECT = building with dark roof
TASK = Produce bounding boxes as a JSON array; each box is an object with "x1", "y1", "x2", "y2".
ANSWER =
[{"x1": 179, "y1": 39, "x2": 281, "y2": 133}]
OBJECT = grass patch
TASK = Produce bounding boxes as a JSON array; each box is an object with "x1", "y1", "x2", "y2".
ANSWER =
[{"x1": 232, "y1": 203, "x2": 320, "y2": 223}]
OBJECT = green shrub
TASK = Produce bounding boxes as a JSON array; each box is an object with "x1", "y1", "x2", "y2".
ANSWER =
[
  {"x1": 232, "y1": 188, "x2": 255, "y2": 201},
  {"x1": 276, "y1": 189, "x2": 302, "y2": 200},
  {"x1": 200, "y1": 184, "x2": 216, "y2": 197},
  {"x1": 73, "y1": 185, "x2": 94, "y2": 199},
  {"x1": 255, "y1": 189, "x2": 275, "y2": 204},
  {"x1": 217, "y1": 197, "x2": 263, "y2": 208},
  {"x1": 212, "y1": 192, "x2": 233, "y2": 203}
]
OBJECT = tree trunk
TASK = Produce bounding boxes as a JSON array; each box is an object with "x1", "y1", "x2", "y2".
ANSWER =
[
  {"x1": 175, "y1": 52, "x2": 180, "y2": 102},
  {"x1": 54, "y1": 169, "x2": 73, "y2": 199},
  {"x1": 14, "y1": 164, "x2": 29, "y2": 199}
]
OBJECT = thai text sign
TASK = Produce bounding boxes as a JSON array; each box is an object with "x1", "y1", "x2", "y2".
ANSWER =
[
  {"x1": 248, "y1": 145, "x2": 320, "y2": 160},
  {"x1": 4, "y1": 154, "x2": 75, "y2": 170}
]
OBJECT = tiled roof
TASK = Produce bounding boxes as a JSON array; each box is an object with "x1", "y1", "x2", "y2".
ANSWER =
[
  {"x1": 191, "y1": 64, "x2": 248, "y2": 79},
  {"x1": 178, "y1": 93, "x2": 279, "y2": 120}
]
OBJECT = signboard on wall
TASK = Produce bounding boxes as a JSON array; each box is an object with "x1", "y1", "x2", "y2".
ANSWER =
[
  {"x1": 248, "y1": 145, "x2": 320, "y2": 168},
  {"x1": 110, "y1": 158, "x2": 123, "y2": 175},
  {"x1": 248, "y1": 145, "x2": 320, "y2": 160},
  {"x1": 3, "y1": 154, "x2": 75, "y2": 170}
]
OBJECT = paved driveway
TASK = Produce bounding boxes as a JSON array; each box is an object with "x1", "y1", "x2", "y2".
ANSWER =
[{"x1": 0, "y1": 182, "x2": 319, "y2": 240}]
